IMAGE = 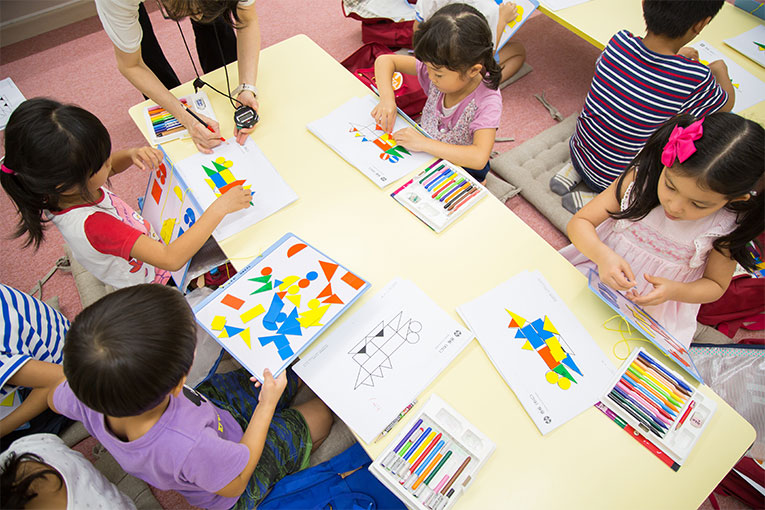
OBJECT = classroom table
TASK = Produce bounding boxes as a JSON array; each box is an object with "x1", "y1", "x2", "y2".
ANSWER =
[
  {"x1": 538, "y1": 0, "x2": 765, "y2": 125},
  {"x1": 129, "y1": 35, "x2": 755, "y2": 509}
]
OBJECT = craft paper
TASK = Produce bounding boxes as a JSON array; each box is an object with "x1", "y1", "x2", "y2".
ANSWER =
[
  {"x1": 0, "y1": 77, "x2": 25, "y2": 130},
  {"x1": 173, "y1": 137, "x2": 298, "y2": 240},
  {"x1": 587, "y1": 269, "x2": 703, "y2": 383},
  {"x1": 538, "y1": 0, "x2": 591, "y2": 11},
  {"x1": 724, "y1": 25, "x2": 765, "y2": 69},
  {"x1": 295, "y1": 278, "x2": 473, "y2": 443},
  {"x1": 497, "y1": 0, "x2": 539, "y2": 51},
  {"x1": 458, "y1": 270, "x2": 615, "y2": 435},
  {"x1": 692, "y1": 40, "x2": 765, "y2": 113},
  {"x1": 194, "y1": 233, "x2": 370, "y2": 382},
  {"x1": 307, "y1": 95, "x2": 434, "y2": 188}
]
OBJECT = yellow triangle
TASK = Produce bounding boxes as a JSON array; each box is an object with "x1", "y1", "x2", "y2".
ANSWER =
[
  {"x1": 521, "y1": 340, "x2": 533, "y2": 351},
  {"x1": 543, "y1": 316, "x2": 559, "y2": 335},
  {"x1": 218, "y1": 329, "x2": 229, "y2": 338},
  {"x1": 240, "y1": 328, "x2": 251, "y2": 349},
  {"x1": 0, "y1": 392, "x2": 16, "y2": 407},
  {"x1": 506, "y1": 309, "x2": 526, "y2": 327},
  {"x1": 287, "y1": 294, "x2": 301, "y2": 308}
]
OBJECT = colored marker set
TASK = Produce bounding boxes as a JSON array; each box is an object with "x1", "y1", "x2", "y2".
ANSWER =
[
  {"x1": 391, "y1": 159, "x2": 487, "y2": 233},
  {"x1": 370, "y1": 395, "x2": 494, "y2": 510},
  {"x1": 143, "y1": 91, "x2": 217, "y2": 145},
  {"x1": 601, "y1": 347, "x2": 717, "y2": 466}
]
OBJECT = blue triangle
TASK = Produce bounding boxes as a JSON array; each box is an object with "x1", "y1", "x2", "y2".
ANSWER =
[
  {"x1": 515, "y1": 329, "x2": 526, "y2": 339},
  {"x1": 561, "y1": 354, "x2": 583, "y2": 377},
  {"x1": 274, "y1": 279, "x2": 283, "y2": 288},
  {"x1": 224, "y1": 325, "x2": 245, "y2": 337}
]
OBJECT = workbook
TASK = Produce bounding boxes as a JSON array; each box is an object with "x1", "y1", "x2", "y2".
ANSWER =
[
  {"x1": 724, "y1": 25, "x2": 765, "y2": 69},
  {"x1": 294, "y1": 278, "x2": 473, "y2": 443},
  {"x1": 586, "y1": 269, "x2": 703, "y2": 383},
  {"x1": 140, "y1": 139, "x2": 297, "y2": 290},
  {"x1": 457, "y1": 270, "x2": 615, "y2": 435},
  {"x1": 194, "y1": 233, "x2": 370, "y2": 383},
  {"x1": 691, "y1": 40, "x2": 765, "y2": 113},
  {"x1": 143, "y1": 91, "x2": 217, "y2": 145},
  {"x1": 307, "y1": 95, "x2": 435, "y2": 188},
  {"x1": 497, "y1": 0, "x2": 539, "y2": 51}
]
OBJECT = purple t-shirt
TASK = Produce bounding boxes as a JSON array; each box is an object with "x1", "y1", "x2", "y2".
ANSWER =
[
  {"x1": 54, "y1": 381, "x2": 249, "y2": 510},
  {"x1": 416, "y1": 60, "x2": 502, "y2": 146}
]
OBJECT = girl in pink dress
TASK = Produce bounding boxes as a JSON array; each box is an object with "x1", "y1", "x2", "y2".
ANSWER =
[{"x1": 561, "y1": 112, "x2": 764, "y2": 347}]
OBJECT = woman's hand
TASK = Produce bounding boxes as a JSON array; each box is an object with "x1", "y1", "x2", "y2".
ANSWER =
[
  {"x1": 234, "y1": 90, "x2": 260, "y2": 146},
  {"x1": 187, "y1": 112, "x2": 223, "y2": 154}
]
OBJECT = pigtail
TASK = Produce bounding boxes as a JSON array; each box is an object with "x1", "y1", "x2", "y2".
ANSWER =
[
  {"x1": 0, "y1": 170, "x2": 51, "y2": 249},
  {"x1": 482, "y1": 49, "x2": 502, "y2": 90}
]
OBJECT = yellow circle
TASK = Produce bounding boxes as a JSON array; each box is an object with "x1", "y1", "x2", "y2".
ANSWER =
[
  {"x1": 545, "y1": 371, "x2": 559, "y2": 384},
  {"x1": 558, "y1": 378, "x2": 572, "y2": 390},
  {"x1": 308, "y1": 299, "x2": 320, "y2": 309},
  {"x1": 288, "y1": 285, "x2": 300, "y2": 295}
]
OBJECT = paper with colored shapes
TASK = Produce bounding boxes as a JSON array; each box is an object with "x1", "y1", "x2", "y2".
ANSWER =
[
  {"x1": 295, "y1": 278, "x2": 473, "y2": 443},
  {"x1": 691, "y1": 40, "x2": 765, "y2": 113},
  {"x1": 457, "y1": 270, "x2": 615, "y2": 435},
  {"x1": 307, "y1": 95, "x2": 434, "y2": 188},
  {"x1": 194, "y1": 233, "x2": 370, "y2": 383},
  {"x1": 586, "y1": 269, "x2": 703, "y2": 383},
  {"x1": 724, "y1": 25, "x2": 765, "y2": 69},
  {"x1": 497, "y1": 0, "x2": 539, "y2": 51},
  {"x1": 173, "y1": 138, "x2": 298, "y2": 241}
]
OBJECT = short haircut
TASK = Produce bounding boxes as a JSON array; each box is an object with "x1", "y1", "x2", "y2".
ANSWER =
[
  {"x1": 643, "y1": 0, "x2": 723, "y2": 39},
  {"x1": 0, "y1": 452, "x2": 64, "y2": 508},
  {"x1": 63, "y1": 284, "x2": 197, "y2": 417}
]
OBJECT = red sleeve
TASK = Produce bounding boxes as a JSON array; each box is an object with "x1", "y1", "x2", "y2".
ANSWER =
[{"x1": 83, "y1": 212, "x2": 143, "y2": 260}]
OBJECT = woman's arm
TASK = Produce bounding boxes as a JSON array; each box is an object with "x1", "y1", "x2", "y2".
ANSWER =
[{"x1": 232, "y1": 2, "x2": 261, "y2": 145}]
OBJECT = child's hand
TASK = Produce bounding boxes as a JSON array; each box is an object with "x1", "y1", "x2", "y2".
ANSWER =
[
  {"x1": 130, "y1": 147, "x2": 163, "y2": 171},
  {"x1": 254, "y1": 369, "x2": 287, "y2": 409},
  {"x1": 371, "y1": 98, "x2": 398, "y2": 134},
  {"x1": 598, "y1": 252, "x2": 636, "y2": 292},
  {"x1": 626, "y1": 274, "x2": 676, "y2": 306},
  {"x1": 209, "y1": 185, "x2": 251, "y2": 217},
  {"x1": 499, "y1": 2, "x2": 519, "y2": 25},
  {"x1": 677, "y1": 47, "x2": 699, "y2": 61},
  {"x1": 391, "y1": 128, "x2": 429, "y2": 152},
  {"x1": 708, "y1": 59, "x2": 729, "y2": 76}
]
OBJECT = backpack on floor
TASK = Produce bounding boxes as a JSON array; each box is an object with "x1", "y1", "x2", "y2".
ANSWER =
[
  {"x1": 697, "y1": 274, "x2": 765, "y2": 339},
  {"x1": 340, "y1": 42, "x2": 427, "y2": 118},
  {"x1": 258, "y1": 442, "x2": 405, "y2": 510},
  {"x1": 341, "y1": 0, "x2": 417, "y2": 48}
]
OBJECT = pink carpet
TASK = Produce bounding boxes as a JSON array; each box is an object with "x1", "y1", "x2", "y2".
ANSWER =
[{"x1": 0, "y1": 2, "x2": 747, "y2": 509}]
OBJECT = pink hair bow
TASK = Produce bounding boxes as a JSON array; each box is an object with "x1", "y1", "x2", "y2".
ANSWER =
[{"x1": 660, "y1": 119, "x2": 704, "y2": 168}]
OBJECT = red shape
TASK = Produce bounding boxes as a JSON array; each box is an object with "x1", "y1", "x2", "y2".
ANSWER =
[
  {"x1": 319, "y1": 260, "x2": 338, "y2": 281},
  {"x1": 537, "y1": 346, "x2": 558, "y2": 370},
  {"x1": 219, "y1": 179, "x2": 246, "y2": 194},
  {"x1": 322, "y1": 294, "x2": 344, "y2": 305},
  {"x1": 287, "y1": 243, "x2": 307, "y2": 258},
  {"x1": 276, "y1": 291, "x2": 288, "y2": 299},
  {"x1": 221, "y1": 294, "x2": 245, "y2": 310},
  {"x1": 261, "y1": 266, "x2": 272, "y2": 276},
  {"x1": 508, "y1": 319, "x2": 520, "y2": 328},
  {"x1": 341, "y1": 271, "x2": 365, "y2": 290},
  {"x1": 298, "y1": 278, "x2": 310, "y2": 289},
  {"x1": 151, "y1": 180, "x2": 163, "y2": 205},
  {"x1": 316, "y1": 283, "x2": 333, "y2": 298}
]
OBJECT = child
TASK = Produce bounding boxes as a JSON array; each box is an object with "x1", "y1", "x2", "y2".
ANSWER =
[
  {"x1": 414, "y1": 0, "x2": 526, "y2": 85},
  {"x1": 372, "y1": 3, "x2": 502, "y2": 183},
  {"x1": 44, "y1": 284, "x2": 333, "y2": 509},
  {"x1": 1, "y1": 98, "x2": 251, "y2": 289},
  {"x1": 561, "y1": 113, "x2": 764, "y2": 348},
  {"x1": 551, "y1": 0, "x2": 734, "y2": 213},
  {"x1": 1, "y1": 285, "x2": 72, "y2": 451},
  {"x1": 1, "y1": 434, "x2": 136, "y2": 508}
]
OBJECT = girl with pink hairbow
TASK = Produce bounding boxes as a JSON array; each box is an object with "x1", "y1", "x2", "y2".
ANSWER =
[{"x1": 560, "y1": 112, "x2": 764, "y2": 348}]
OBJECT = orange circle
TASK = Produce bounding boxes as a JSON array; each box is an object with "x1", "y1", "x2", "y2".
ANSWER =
[
  {"x1": 298, "y1": 279, "x2": 310, "y2": 288},
  {"x1": 392, "y1": 72, "x2": 403, "y2": 91},
  {"x1": 261, "y1": 267, "x2": 272, "y2": 276}
]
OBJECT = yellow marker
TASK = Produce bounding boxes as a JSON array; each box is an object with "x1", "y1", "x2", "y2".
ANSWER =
[{"x1": 408, "y1": 432, "x2": 436, "y2": 465}]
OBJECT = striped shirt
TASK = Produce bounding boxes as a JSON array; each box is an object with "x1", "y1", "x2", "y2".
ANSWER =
[
  {"x1": 0, "y1": 285, "x2": 69, "y2": 400},
  {"x1": 570, "y1": 30, "x2": 728, "y2": 192}
]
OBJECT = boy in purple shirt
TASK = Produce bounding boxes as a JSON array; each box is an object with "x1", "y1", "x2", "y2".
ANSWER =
[{"x1": 45, "y1": 284, "x2": 332, "y2": 509}]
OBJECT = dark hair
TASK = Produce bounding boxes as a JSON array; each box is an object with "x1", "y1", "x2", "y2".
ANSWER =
[
  {"x1": 64, "y1": 284, "x2": 197, "y2": 417},
  {"x1": 614, "y1": 112, "x2": 765, "y2": 271},
  {"x1": 642, "y1": 0, "x2": 723, "y2": 39},
  {"x1": 1, "y1": 98, "x2": 111, "y2": 249},
  {"x1": 1, "y1": 452, "x2": 64, "y2": 508},
  {"x1": 160, "y1": 0, "x2": 243, "y2": 25},
  {"x1": 413, "y1": 3, "x2": 501, "y2": 90}
]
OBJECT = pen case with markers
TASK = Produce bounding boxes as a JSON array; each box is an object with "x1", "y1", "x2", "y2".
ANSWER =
[
  {"x1": 369, "y1": 394, "x2": 494, "y2": 510},
  {"x1": 601, "y1": 347, "x2": 716, "y2": 466}
]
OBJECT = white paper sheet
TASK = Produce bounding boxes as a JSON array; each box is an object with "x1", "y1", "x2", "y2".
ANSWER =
[
  {"x1": 538, "y1": 0, "x2": 591, "y2": 12},
  {"x1": 0, "y1": 77, "x2": 25, "y2": 130},
  {"x1": 294, "y1": 278, "x2": 473, "y2": 443},
  {"x1": 173, "y1": 138, "x2": 297, "y2": 241},
  {"x1": 307, "y1": 96, "x2": 434, "y2": 188},
  {"x1": 692, "y1": 40, "x2": 765, "y2": 113},
  {"x1": 458, "y1": 270, "x2": 615, "y2": 435},
  {"x1": 724, "y1": 25, "x2": 765, "y2": 69}
]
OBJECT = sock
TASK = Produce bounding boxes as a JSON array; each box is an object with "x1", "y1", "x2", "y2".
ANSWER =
[
  {"x1": 562, "y1": 190, "x2": 598, "y2": 214},
  {"x1": 549, "y1": 162, "x2": 582, "y2": 195}
]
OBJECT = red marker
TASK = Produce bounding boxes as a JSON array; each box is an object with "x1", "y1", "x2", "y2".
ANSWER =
[
  {"x1": 183, "y1": 105, "x2": 225, "y2": 142},
  {"x1": 676, "y1": 400, "x2": 696, "y2": 430}
]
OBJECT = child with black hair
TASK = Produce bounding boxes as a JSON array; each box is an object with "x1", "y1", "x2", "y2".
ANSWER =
[
  {"x1": 562, "y1": 112, "x2": 764, "y2": 348},
  {"x1": 42, "y1": 284, "x2": 333, "y2": 509},
  {"x1": 1, "y1": 98, "x2": 251, "y2": 289},
  {"x1": 551, "y1": 0, "x2": 735, "y2": 213},
  {"x1": 372, "y1": 3, "x2": 503, "y2": 183}
]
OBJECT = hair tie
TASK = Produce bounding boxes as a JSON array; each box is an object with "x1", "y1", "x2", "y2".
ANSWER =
[
  {"x1": 0, "y1": 163, "x2": 14, "y2": 175},
  {"x1": 660, "y1": 119, "x2": 704, "y2": 168},
  {"x1": 751, "y1": 190, "x2": 759, "y2": 197}
]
